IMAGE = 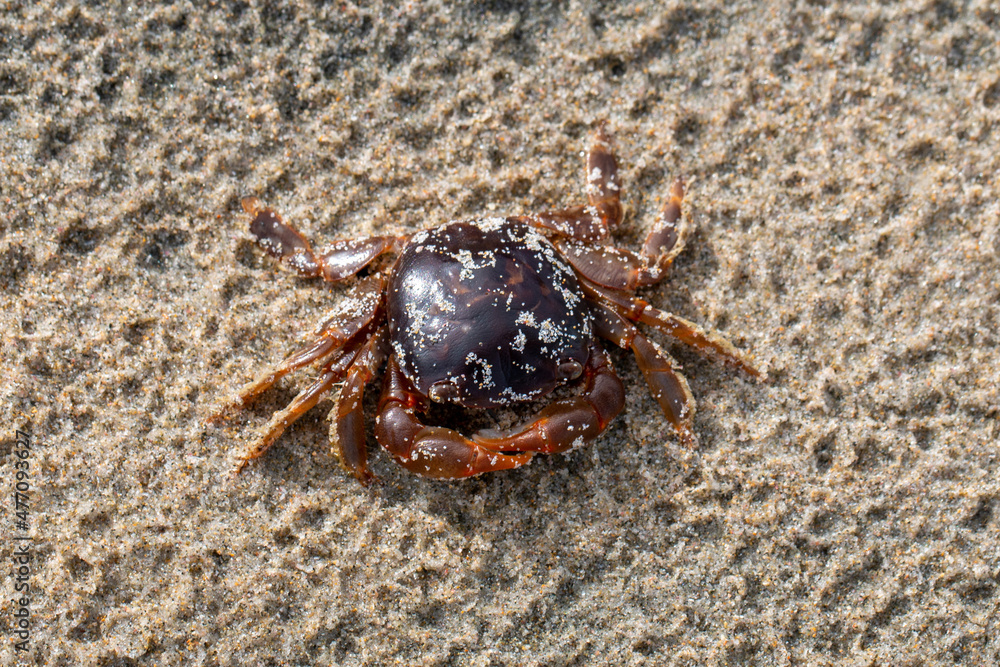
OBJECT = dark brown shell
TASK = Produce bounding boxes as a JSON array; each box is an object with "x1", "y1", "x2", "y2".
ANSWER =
[{"x1": 387, "y1": 218, "x2": 592, "y2": 408}]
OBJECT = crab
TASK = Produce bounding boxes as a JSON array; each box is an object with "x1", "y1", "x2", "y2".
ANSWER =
[{"x1": 216, "y1": 122, "x2": 760, "y2": 485}]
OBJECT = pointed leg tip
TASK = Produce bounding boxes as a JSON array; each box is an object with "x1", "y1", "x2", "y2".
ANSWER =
[
  {"x1": 592, "y1": 119, "x2": 614, "y2": 145},
  {"x1": 742, "y1": 360, "x2": 767, "y2": 383},
  {"x1": 678, "y1": 428, "x2": 698, "y2": 449},
  {"x1": 669, "y1": 177, "x2": 685, "y2": 202},
  {"x1": 206, "y1": 398, "x2": 244, "y2": 425},
  {"x1": 242, "y1": 197, "x2": 263, "y2": 215}
]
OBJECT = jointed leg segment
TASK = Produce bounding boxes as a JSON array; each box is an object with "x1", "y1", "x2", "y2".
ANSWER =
[
  {"x1": 553, "y1": 177, "x2": 690, "y2": 291},
  {"x1": 329, "y1": 328, "x2": 388, "y2": 486},
  {"x1": 582, "y1": 281, "x2": 761, "y2": 379},
  {"x1": 515, "y1": 122, "x2": 624, "y2": 244},
  {"x1": 586, "y1": 121, "x2": 624, "y2": 230},
  {"x1": 234, "y1": 339, "x2": 365, "y2": 473},
  {"x1": 593, "y1": 306, "x2": 697, "y2": 446},
  {"x1": 210, "y1": 276, "x2": 386, "y2": 420},
  {"x1": 242, "y1": 198, "x2": 407, "y2": 282}
]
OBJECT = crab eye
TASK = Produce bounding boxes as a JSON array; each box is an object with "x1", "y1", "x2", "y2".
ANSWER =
[
  {"x1": 428, "y1": 379, "x2": 461, "y2": 403},
  {"x1": 557, "y1": 359, "x2": 584, "y2": 381}
]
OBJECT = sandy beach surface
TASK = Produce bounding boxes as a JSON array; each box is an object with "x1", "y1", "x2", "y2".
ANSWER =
[{"x1": 2, "y1": 1, "x2": 998, "y2": 664}]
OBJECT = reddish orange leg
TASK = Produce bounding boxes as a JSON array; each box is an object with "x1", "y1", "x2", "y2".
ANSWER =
[
  {"x1": 242, "y1": 198, "x2": 407, "y2": 282},
  {"x1": 374, "y1": 358, "x2": 533, "y2": 480},
  {"x1": 472, "y1": 343, "x2": 625, "y2": 454},
  {"x1": 513, "y1": 122, "x2": 623, "y2": 243},
  {"x1": 637, "y1": 306, "x2": 760, "y2": 379},
  {"x1": 235, "y1": 340, "x2": 365, "y2": 473},
  {"x1": 638, "y1": 176, "x2": 688, "y2": 284},
  {"x1": 586, "y1": 120, "x2": 625, "y2": 231},
  {"x1": 209, "y1": 336, "x2": 339, "y2": 425},
  {"x1": 553, "y1": 177, "x2": 689, "y2": 291},
  {"x1": 593, "y1": 306, "x2": 697, "y2": 446},
  {"x1": 209, "y1": 276, "x2": 385, "y2": 421},
  {"x1": 582, "y1": 281, "x2": 761, "y2": 379},
  {"x1": 328, "y1": 328, "x2": 388, "y2": 486}
]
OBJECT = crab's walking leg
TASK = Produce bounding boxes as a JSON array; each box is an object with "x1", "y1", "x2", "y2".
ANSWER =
[
  {"x1": 242, "y1": 198, "x2": 407, "y2": 282},
  {"x1": 328, "y1": 328, "x2": 388, "y2": 486},
  {"x1": 514, "y1": 122, "x2": 623, "y2": 243},
  {"x1": 586, "y1": 120, "x2": 625, "y2": 230},
  {"x1": 554, "y1": 178, "x2": 690, "y2": 290},
  {"x1": 593, "y1": 306, "x2": 697, "y2": 447},
  {"x1": 640, "y1": 176, "x2": 688, "y2": 281},
  {"x1": 235, "y1": 341, "x2": 366, "y2": 473},
  {"x1": 471, "y1": 343, "x2": 625, "y2": 454},
  {"x1": 375, "y1": 358, "x2": 533, "y2": 480},
  {"x1": 209, "y1": 276, "x2": 385, "y2": 420},
  {"x1": 582, "y1": 281, "x2": 761, "y2": 379}
]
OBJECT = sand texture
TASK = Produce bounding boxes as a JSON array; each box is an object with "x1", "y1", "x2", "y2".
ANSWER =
[{"x1": 2, "y1": 0, "x2": 999, "y2": 665}]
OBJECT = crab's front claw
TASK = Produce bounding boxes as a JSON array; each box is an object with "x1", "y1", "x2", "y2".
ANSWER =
[
  {"x1": 471, "y1": 344, "x2": 625, "y2": 454},
  {"x1": 374, "y1": 358, "x2": 533, "y2": 480}
]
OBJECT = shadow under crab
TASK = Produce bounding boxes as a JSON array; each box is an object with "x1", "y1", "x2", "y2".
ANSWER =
[{"x1": 214, "y1": 122, "x2": 761, "y2": 484}]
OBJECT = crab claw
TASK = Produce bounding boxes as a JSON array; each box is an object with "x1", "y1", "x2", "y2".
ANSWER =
[
  {"x1": 471, "y1": 344, "x2": 625, "y2": 454},
  {"x1": 374, "y1": 358, "x2": 533, "y2": 480}
]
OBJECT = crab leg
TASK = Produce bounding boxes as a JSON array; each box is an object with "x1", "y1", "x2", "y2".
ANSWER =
[
  {"x1": 593, "y1": 306, "x2": 697, "y2": 446},
  {"x1": 471, "y1": 343, "x2": 625, "y2": 454},
  {"x1": 515, "y1": 204, "x2": 609, "y2": 244},
  {"x1": 582, "y1": 281, "x2": 761, "y2": 379},
  {"x1": 328, "y1": 328, "x2": 388, "y2": 486},
  {"x1": 640, "y1": 176, "x2": 688, "y2": 282},
  {"x1": 374, "y1": 358, "x2": 534, "y2": 480},
  {"x1": 235, "y1": 340, "x2": 366, "y2": 473},
  {"x1": 586, "y1": 120, "x2": 625, "y2": 230},
  {"x1": 242, "y1": 198, "x2": 407, "y2": 282},
  {"x1": 554, "y1": 177, "x2": 689, "y2": 290},
  {"x1": 210, "y1": 276, "x2": 385, "y2": 419},
  {"x1": 514, "y1": 122, "x2": 623, "y2": 243}
]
